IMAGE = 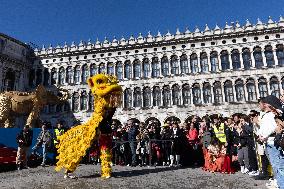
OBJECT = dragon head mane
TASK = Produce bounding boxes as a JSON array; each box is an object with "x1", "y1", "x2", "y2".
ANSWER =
[{"x1": 87, "y1": 74, "x2": 122, "y2": 108}]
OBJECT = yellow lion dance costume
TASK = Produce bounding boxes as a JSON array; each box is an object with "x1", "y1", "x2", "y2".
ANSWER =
[{"x1": 55, "y1": 74, "x2": 122, "y2": 178}]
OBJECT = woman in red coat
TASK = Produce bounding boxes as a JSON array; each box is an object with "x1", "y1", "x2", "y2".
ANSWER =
[{"x1": 186, "y1": 122, "x2": 199, "y2": 165}]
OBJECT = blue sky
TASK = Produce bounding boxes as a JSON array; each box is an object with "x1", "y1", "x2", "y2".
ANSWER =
[{"x1": 0, "y1": 0, "x2": 283, "y2": 47}]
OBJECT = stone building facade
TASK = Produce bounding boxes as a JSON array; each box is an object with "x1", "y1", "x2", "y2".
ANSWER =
[
  {"x1": 30, "y1": 17, "x2": 284, "y2": 126},
  {"x1": 0, "y1": 33, "x2": 33, "y2": 92}
]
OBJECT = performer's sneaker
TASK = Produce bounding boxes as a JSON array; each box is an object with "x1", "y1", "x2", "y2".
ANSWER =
[
  {"x1": 64, "y1": 173, "x2": 77, "y2": 179},
  {"x1": 248, "y1": 170, "x2": 259, "y2": 176}
]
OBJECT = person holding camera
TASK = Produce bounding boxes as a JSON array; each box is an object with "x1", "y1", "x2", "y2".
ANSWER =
[
  {"x1": 254, "y1": 96, "x2": 281, "y2": 181},
  {"x1": 32, "y1": 123, "x2": 52, "y2": 166},
  {"x1": 16, "y1": 125, "x2": 33, "y2": 170}
]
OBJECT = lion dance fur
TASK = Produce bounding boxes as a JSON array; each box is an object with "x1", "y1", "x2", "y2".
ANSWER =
[{"x1": 55, "y1": 74, "x2": 122, "y2": 178}]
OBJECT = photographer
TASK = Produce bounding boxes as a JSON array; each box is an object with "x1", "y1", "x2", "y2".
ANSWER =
[
  {"x1": 253, "y1": 95, "x2": 284, "y2": 189},
  {"x1": 16, "y1": 125, "x2": 33, "y2": 170}
]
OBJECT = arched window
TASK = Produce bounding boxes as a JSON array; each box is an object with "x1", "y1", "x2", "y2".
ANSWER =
[
  {"x1": 172, "y1": 84, "x2": 181, "y2": 105},
  {"x1": 220, "y1": 50, "x2": 230, "y2": 70},
  {"x1": 253, "y1": 47, "x2": 264, "y2": 68},
  {"x1": 98, "y1": 63, "x2": 106, "y2": 73},
  {"x1": 3, "y1": 68, "x2": 15, "y2": 91},
  {"x1": 116, "y1": 62, "x2": 123, "y2": 80},
  {"x1": 43, "y1": 68, "x2": 49, "y2": 86},
  {"x1": 265, "y1": 45, "x2": 275, "y2": 67},
  {"x1": 190, "y1": 53, "x2": 199, "y2": 73},
  {"x1": 56, "y1": 104, "x2": 63, "y2": 113},
  {"x1": 210, "y1": 51, "x2": 219, "y2": 72},
  {"x1": 162, "y1": 85, "x2": 171, "y2": 107},
  {"x1": 203, "y1": 83, "x2": 212, "y2": 103},
  {"x1": 171, "y1": 55, "x2": 179, "y2": 75},
  {"x1": 124, "y1": 88, "x2": 132, "y2": 109},
  {"x1": 66, "y1": 66, "x2": 73, "y2": 84},
  {"x1": 64, "y1": 102, "x2": 70, "y2": 112},
  {"x1": 192, "y1": 84, "x2": 201, "y2": 104},
  {"x1": 51, "y1": 68, "x2": 57, "y2": 85},
  {"x1": 143, "y1": 87, "x2": 151, "y2": 107},
  {"x1": 180, "y1": 54, "x2": 189, "y2": 74},
  {"x1": 49, "y1": 105, "x2": 55, "y2": 114},
  {"x1": 36, "y1": 69, "x2": 42, "y2": 86},
  {"x1": 90, "y1": 64, "x2": 97, "y2": 76},
  {"x1": 152, "y1": 57, "x2": 160, "y2": 78},
  {"x1": 200, "y1": 52, "x2": 209, "y2": 72},
  {"x1": 74, "y1": 65, "x2": 80, "y2": 84},
  {"x1": 213, "y1": 82, "x2": 223, "y2": 104},
  {"x1": 124, "y1": 61, "x2": 132, "y2": 79},
  {"x1": 81, "y1": 64, "x2": 89, "y2": 84},
  {"x1": 242, "y1": 48, "x2": 252, "y2": 70},
  {"x1": 133, "y1": 87, "x2": 142, "y2": 107},
  {"x1": 258, "y1": 78, "x2": 268, "y2": 98},
  {"x1": 270, "y1": 77, "x2": 280, "y2": 97},
  {"x1": 89, "y1": 91, "x2": 94, "y2": 111},
  {"x1": 58, "y1": 67, "x2": 65, "y2": 85},
  {"x1": 182, "y1": 84, "x2": 191, "y2": 105},
  {"x1": 80, "y1": 91, "x2": 87, "y2": 110},
  {"x1": 133, "y1": 60, "x2": 141, "y2": 78},
  {"x1": 143, "y1": 58, "x2": 151, "y2": 78},
  {"x1": 246, "y1": 79, "x2": 256, "y2": 101},
  {"x1": 224, "y1": 80, "x2": 234, "y2": 102},
  {"x1": 153, "y1": 86, "x2": 161, "y2": 106},
  {"x1": 28, "y1": 69, "x2": 35, "y2": 87},
  {"x1": 276, "y1": 44, "x2": 284, "y2": 66},
  {"x1": 161, "y1": 56, "x2": 169, "y2": 76},
  {"x1": 107, "y1": 62, "x2": 114, "y2": 75},
  {"x1": 72, "y1": 92, "x2": 79, "y2": 112},
  {"x1": 235, "y1": 79, "x2": 245, "y2": 102},
  {"x1": 231, "y1": 49, "x2": 240, "y2": 70}
]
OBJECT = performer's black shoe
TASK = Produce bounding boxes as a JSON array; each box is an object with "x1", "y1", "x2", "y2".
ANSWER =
[{"x1": 253, "y1": 174, "x2": 270, "y2": 180}]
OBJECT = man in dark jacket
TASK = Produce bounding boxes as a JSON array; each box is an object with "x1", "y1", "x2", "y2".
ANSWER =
[
  {"x1": 127, "y1": 120, "x2": 139, "y2": 166},
  {"x1": 16, "y1": 125, "x2": 33, "y2": 170}
]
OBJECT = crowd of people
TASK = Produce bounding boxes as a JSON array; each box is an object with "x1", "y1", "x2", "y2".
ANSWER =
[{"x1": 14, "y1": 94, "x2": 284, "y2": 188}]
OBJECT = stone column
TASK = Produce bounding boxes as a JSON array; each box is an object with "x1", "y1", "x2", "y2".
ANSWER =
[
  {"x1": 150, "y1": 86, "x2": 154, "y2": 107},
  {"x1": 221, "y1": 81, "x2": 226, "y2": 103},
  {"x1": 273, "y1": 50, "x2": 279, "y2": 66},
  {"x1": 255, "y1": 79, "x2": 260, "y2": 100},
  {"x1": 210, "y1": 82, "x2": 214, "y2": 103},
  {"x1": 262, "y1": 50, "x2": 267, "y2": 67},
  {"x1": 149, "y1": 57, "x2": 153, "y2": 78},
  {"x1": 41, "y1": 69, "x2": 44, "y2": 85},
  {"x1": 160, "y1": 87, "x2": 163, "y2": 106},
  {"x1": 170, "y1": 84, "x2": 173, "y2": 106},
  {"x1": 197, "y1": 55, "x2": 201, "y2": 73},
  {"x1": 200, "y1": 83, "x2": 204, "y2": 104},
  {"x1": 228, "y1": 52, "x2": 233, "y2": 70},
  {"x1": 187, "y1": 52, "x2": 192, "y2": 73},
  {"x1": 190, "y1": 85, "x2": 194, "y2": 105},
  {"x1": 239, "y1": 49, "x2": 244, "y2": 69},
  {"x1": 33, "y1": 67, "x2": 37, "y2": 87},
  {"x1": 243, "y1": 81, "x2": 248, "y2": 102},
  {"x1": 141, "y1": 88, "x2": 144, "y2": 107},
  {"x1": 206, "y1": 50, "x2": 211, "y2": 72},
  {"x1": 267, "y1": 78, "x2": 272, "y2": 95},
  {"x1": 250, "y1": 48, "x2": 255, "y2": 68},
  {"x1": 131, "y1": 88, "x2": 134, "y2": 108},
  {"x1": 232, "y1": 82, "x2": 237, "y2": 102},
  {"x1": 217, "y1": 52, "x2": 222, "y2": 71}
]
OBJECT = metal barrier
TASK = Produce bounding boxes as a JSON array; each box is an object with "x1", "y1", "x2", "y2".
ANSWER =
[{"x1": 101, "y1": 139, "x2": 174, "y2": 166}]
